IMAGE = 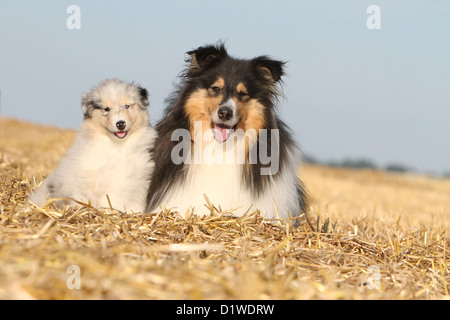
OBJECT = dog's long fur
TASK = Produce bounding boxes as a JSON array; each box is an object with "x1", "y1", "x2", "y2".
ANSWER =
[
  {"x1": 146, "y1": 44, "x2": 308, "y2": 219},
  {"x1": 29, "y1": 78, "x2": 156, "y2": 212}
]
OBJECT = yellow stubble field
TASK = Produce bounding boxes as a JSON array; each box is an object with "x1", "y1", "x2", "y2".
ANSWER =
[{"x1": 1, "y1": 118, "x2": 449, "y2": 299}]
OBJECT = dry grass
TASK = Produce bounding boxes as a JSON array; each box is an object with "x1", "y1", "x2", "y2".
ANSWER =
[{"x1": 1, "y1": 117, "x2": 449, "y2": 299}]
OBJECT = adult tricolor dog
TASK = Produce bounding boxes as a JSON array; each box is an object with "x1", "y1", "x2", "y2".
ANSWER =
[{"x1": 145, "y1": 43, "x2": 308, "y2": 220}]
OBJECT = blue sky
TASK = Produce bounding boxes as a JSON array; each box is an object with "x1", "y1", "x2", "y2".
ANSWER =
[{"x1": 1, "y1": 1, "x2": 449, "y2": 174}]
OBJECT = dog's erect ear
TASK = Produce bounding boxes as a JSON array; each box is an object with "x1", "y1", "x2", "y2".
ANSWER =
[
  {"x1": 252, "y1": 56, "x2": 286, "y2": 83},
  {"x1": 186, "y1": 43, "x2": 228, "y2": 73},
  {"x1": 81, "y1": 92, "x2": 94, "y2": 119},
  {"x1": 137, "y1": 86, "x2": 150, "y2": 107},
  {"x1": 129, "y1": 82, "x2": 149, "y2": 107}
]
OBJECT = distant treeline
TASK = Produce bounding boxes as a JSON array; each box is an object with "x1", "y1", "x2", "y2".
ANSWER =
[
  {"x1": 304, "y1": 154, "x2": 450, "y2": 178},
  {"x1": 304, "y1": 154, "x2": 410, "y2": 173}
]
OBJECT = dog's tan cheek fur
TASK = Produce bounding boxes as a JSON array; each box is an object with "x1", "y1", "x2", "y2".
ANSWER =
[
  {"x1": 235, "y1": 98, "x2": 266, "y2": 154},
  {"x1": 185, "y1": 77, "x2": 225, "y2": 139},
  {"x1": 236, "y1": 98, "x2": 265, "y2": 132},
  {"x1": 185, "y1": 89, "x2": 222, "y2": 139},
  {"x1": 83, "y1": 117, "x2": 106, "y2": 140},
  {"x1": 87, "y1": 110, "x2": 112, "y2": 137}
]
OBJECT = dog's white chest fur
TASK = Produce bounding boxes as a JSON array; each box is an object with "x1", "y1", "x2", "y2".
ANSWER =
[
  {"x1": 75, "y1": 126, "x2": 154, "y2": 211},
  {"x1": 162, "y1": 161, "x2": 251, "y2": 216},
  {"x1": 157, "y1": 139, "x2": 301, "y2": 219}
]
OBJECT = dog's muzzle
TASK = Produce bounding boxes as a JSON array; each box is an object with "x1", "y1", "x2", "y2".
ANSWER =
[
  {"x1": 212, "y1": 102, "x2": 240, "y2": 143},
  {"x1": 114, "y1": 120, "x2": 128, "y2": 139},
  {"x1": 217, "y1": 106, "x2": 233, "y2": 121}
]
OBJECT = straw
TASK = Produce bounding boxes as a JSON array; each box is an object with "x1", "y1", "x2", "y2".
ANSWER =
[{"x1": 1, "y1": 117, "x2": 449, "y2": 299}]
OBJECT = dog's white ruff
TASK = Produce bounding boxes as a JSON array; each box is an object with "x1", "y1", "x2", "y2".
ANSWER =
[{"x1": 155, "y1": 137, "x2": 301, "y2": 219}]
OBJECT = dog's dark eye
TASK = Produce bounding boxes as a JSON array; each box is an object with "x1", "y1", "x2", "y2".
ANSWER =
[
  {"x1": 104, "y1": 107, "x2": 111, "y2": 112},
  {"x1": 238, "y1": 91, "x2": 248, "y2": 97},
  {"x1": 211, "y1": 86, "x2": 221, "y2": 93},
  {"x1": 124, "y1": 105, "x2": 130, "y2": 109}
]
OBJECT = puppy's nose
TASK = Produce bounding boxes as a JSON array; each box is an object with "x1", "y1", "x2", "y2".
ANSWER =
[
  {"x1": 218, "y1": 106, "x2": 233, "y2": 121},
  {"x1": 116, "y1": 120, "x2": 126, "y2": 131}
]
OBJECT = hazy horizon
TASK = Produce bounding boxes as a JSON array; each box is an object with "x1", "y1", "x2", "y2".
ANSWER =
[{"x1": 1, "y1": 1, "x2": 449, "y2": 175}]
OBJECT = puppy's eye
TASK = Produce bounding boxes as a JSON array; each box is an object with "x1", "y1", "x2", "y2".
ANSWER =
[
  {"x1": 124, "y1": 104, "x2": 130, "y2": 109},
  {"x1": 104, "y1": 107, "x2": 111, "y2": 112},
  {"x1": 211, "y1": 86, "x2": 221, "y2": 93},
  {"x1": 238, "y1": 91, "x2": 248, "y2": 97}
]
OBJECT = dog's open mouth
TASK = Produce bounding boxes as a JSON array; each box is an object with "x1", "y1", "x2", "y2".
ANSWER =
[
  {"x1": 212, "y1": 121, "x2": 239, "y2": 143},
  {"x1": 114, "y1": 131, "x2": 128, "y2": 139}
]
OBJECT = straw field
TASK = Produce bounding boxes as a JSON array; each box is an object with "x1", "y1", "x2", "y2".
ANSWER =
[{"x1": 1, "y1": 117, "x2": 449, "y2": 299}]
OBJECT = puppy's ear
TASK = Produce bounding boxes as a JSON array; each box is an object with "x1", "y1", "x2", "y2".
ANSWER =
[
  {"x1": 186, "y1": 42, "x2": 228, "y2": 74},
  {"x1": 252, "y1": 56, "x2": 286, "y2": 83},
  {"x1": 132, "y1": 83, "x2": 149, "y2": 107},
  {"x1": 139, "y1": 87, "x2": 150, "y2": 107},
  {"x1": 81, "y1": 93, "x2": 94, "y2": 119}
]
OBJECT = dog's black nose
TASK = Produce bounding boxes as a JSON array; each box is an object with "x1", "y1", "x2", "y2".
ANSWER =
[
  {"x1": 116, "y1": 121, "x2": 126, "y2": 131},
  {"x1": 218, "y1": 106, "x2": 233, "y2": 121}
]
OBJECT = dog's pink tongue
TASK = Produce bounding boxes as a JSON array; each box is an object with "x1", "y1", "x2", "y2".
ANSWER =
[
  {"x1": 213, "y1": 124, "x2": 230, "y2": 142},
  {"x1": 116, "y1": 131, "x2": 127, "y2": 139}
]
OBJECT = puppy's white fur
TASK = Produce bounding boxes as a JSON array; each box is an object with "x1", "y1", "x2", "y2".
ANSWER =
[{"x1": 29, "y1": 79, "x2": 156, "y2": 212}]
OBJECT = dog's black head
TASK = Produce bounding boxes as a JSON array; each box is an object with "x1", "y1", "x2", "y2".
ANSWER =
[{"x1": 176, "y1": 43, "x2": 286, "y2": 142}]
